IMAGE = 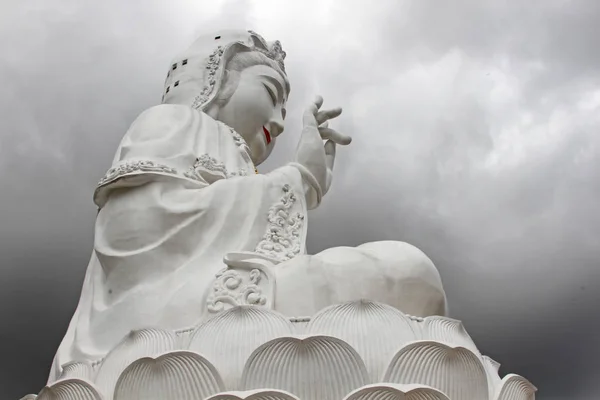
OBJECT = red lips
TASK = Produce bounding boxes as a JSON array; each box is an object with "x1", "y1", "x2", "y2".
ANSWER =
[{"x1": 263, "y1": 126, "x2": 272, "y2": 144}]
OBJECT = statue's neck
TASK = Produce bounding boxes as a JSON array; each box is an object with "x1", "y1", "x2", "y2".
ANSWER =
[{"x1": 203, "y1": 103, "x2": 219, "y2": 120}]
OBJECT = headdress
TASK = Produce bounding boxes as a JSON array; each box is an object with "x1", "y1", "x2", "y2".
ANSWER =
[{"x1": 162, "y1": 30, "x2": 287, "y2": 111}]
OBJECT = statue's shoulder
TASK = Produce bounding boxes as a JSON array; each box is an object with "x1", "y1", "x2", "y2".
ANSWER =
[
  {"x1": 133, "y1": 104, "x2": 206, "y2": 125},
  {"x1": 124, "y1": 104, "x2": 213, "y2": 142}
]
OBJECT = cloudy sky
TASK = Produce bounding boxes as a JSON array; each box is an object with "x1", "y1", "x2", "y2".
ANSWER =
[{"x1": 1, "y1": 0, "x2": 599, "y2": 399}]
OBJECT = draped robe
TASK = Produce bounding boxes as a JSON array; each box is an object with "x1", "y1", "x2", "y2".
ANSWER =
[{"x1": 50, "y1": 104, "x2": 446, "y2": 382}]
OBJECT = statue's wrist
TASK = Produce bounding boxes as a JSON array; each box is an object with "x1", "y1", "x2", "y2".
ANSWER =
[{"x1": 288, "y1": 162, "x2": 323, "y2": 209}]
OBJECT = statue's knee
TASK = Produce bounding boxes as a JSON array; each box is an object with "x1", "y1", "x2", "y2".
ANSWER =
[{"x1": 357, "y1": 240, "x2": 433, "y2": 264}]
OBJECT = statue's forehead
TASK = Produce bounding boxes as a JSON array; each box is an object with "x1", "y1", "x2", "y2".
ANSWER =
[
  {"x1": 239, "y1": 65, "x2": 289, "y2": 99},
  {"x1": 240, "y1": 64, "x2": 283, "y2": 80}
]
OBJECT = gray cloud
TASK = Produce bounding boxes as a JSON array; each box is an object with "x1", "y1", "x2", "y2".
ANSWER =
[{"x1": 1, "y1": 1, "x2": 599, "y2": 399}]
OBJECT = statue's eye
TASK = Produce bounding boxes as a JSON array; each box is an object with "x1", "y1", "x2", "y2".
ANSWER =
[{"x1": 263, "y1": 84, "x2": 277, "y2": 106}]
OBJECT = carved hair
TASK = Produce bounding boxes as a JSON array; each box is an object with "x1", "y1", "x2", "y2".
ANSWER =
[{"x1": 214, "y1": 50, "x2": 290, "y2": 107}]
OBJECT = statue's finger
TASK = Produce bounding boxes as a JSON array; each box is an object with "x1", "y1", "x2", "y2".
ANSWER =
[
  {"x1": 318, "y1": 127, "x2": 352, "y2": 145},
  {"x1": 325, "y1": 140, "x2": 336, "y2": 171},
  {"x1": 318, "y1": 127, "x2": 336, "y2": 141},
  {"x1": 316, "y1": 107, "x2": 342, "y2": 125},
  {"x1": 314, "y1": 95, "x2": 324, "y2": 111}
]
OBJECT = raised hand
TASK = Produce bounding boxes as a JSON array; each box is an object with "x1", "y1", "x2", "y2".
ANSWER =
[{"x1": 294, "y1": 96, "x2": 352, "y2": 201}]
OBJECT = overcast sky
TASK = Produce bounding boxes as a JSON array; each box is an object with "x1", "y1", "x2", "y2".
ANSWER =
[{"x1": 1, "y1": 1, "x2": 599, "y2": 399}]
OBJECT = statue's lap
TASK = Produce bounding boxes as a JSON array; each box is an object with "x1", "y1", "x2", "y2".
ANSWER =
[{"x1": 273, "y1": 240, "x2": 448, "y2": 318}]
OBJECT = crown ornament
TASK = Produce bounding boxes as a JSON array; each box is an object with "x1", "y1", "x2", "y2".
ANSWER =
[{"x1": 248, "y1": 30, "x2": 287, "y2": 72}]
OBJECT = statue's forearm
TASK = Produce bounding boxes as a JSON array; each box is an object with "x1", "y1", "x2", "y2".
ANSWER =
[{"x1": 285, "y1": 162, "x2": 322, "y2": 210}]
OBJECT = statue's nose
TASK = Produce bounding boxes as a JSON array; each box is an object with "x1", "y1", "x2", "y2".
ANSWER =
[{"x1": 269, "y1": 115, "x2": 284, "y2": 137}]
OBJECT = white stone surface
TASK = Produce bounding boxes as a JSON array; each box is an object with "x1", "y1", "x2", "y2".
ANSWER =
[{"x1": 25, "y1": 30, "x2": 535, "y2": 400}]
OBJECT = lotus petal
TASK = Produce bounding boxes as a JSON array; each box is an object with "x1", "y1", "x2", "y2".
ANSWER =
[
  {"x1": 206, "y1": 389, "x2": 300, "y2": 400},
  {"x1": 495, "y1": 374, "x2": 537, "y2": 400},
  {"x1": 383, "y1": 340, "x2": 488, "y2": 400},
  {"x1": 94, "y1": 328, "x2": 178, "y2": 398},
  {"x1": 113, "y1": 350, "x2": 224, "y2": 400},
  {"x1": 307, "y1": 300, "x2": 416, "y2": 380},
  {"x1": 411, "y1": 316, "x2": 480, "y2": 356},
  {"x1": 343, "y1": 383, "x2": 450, "y2": 400},
  {"x1": 37, "y1": 379, "x2": 103, "y2": 400},
  {"x1": 58, "y1": 362, "x2": 93, "y2": 381},
  {"x1": 241, "y1": 335, "x2": 370, "y2": 400},
  {"x1": 188, "y1": 306, "x2": 294, "y2": 389},
  {"x1": 482, "y1": 356, "x2": 502, "y2": 399}
]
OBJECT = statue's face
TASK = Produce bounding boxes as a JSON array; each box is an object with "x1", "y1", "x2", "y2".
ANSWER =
[{"x1": 216, "y1": 64, "x2": 288, "y2": 165}]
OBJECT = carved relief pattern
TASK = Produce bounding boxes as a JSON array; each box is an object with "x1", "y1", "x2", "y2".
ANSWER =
[
  {"x1": 184, "y1": 154, "x2": 249, "y2": 182},
  {"x1": 231, "y1": 129, "x2": 247, "y2": 149},
  {"x1": 97, "y1": 160, "x2": 177, "y2": 187},
  {"x1": 184, "y1": 154, "x2": 228, "y2": 179},
  {"x1": 255, "y1": 184, "x2": 304, "y2": 262},
  {"x1": 206, "y1": 268, "x2": 268, "y2": 314},
  {"x1": 191, "y1": 46, "x2": 224, "y2": 110}
]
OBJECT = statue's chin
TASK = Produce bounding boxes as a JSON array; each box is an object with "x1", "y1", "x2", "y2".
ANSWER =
[{"x1": 253, "y1": 143, "x2": 274, "y2": 166}]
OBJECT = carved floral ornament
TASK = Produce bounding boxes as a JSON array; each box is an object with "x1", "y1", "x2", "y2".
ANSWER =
[
  {"x1": 206, "y1": 267, "x2": 269, "y2": 314},
  {"x1": 190, "y1": 45, "x2": 225, "y2": 110},
  {"x1": 183, "y1": 154, "x2": 250, "y2": 181},
  {"x1": 255, "y1": 184, "x2": 304, "y2": 262},
  {"x1": 26, "y1": 301, "x2": 536, "y2": 400}
]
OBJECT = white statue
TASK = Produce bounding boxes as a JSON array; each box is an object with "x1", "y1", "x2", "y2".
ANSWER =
[
  {"x1": 49, "y1": 29, "x2": 447, "y2": 381},
  {"x1": 21, "y1": 29, "x2": 537, "y2": 400}
]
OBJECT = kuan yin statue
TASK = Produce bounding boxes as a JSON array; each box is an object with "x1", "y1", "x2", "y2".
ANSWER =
[{"x1": 49, "y1": 29, "x2": 448, "y2": 381}]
